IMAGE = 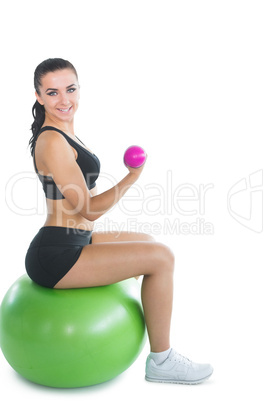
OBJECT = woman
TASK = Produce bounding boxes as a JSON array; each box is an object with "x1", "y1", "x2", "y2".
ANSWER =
[{"x1": 25, "y1": 58, "x2": 213, "y2": 385}]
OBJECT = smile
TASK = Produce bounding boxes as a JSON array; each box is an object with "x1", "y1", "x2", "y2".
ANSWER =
[{"x1": 57, "y1": 106, "x2": 72, "y2": 113}]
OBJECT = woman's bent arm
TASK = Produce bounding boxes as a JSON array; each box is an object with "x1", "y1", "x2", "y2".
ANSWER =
[
  {"x1": 40, "y1": 131, "x2": 143, "y2": 221},
  {"x1": 88, "y1": 172, "x2": 140, "y2": 221}
]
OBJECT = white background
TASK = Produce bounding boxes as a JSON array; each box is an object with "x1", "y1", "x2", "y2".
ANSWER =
[{"x1": 0, "y1": 0, "x2": 267, "y2": 401}]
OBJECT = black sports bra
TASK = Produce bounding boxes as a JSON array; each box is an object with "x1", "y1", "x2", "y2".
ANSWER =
[{"x1": 33, "y1": 126, "x2": 100, "y2": 200}]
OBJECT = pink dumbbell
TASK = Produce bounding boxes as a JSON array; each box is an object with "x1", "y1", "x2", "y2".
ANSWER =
[{"x1": 124, "y1": 145, "x2": 147, "y2": 168}]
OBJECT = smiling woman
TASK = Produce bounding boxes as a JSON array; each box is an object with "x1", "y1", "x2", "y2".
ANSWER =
[
  {"x1": 34, "y1": 70, "x2": 80, "y2": 128},
  {"x1": 45, "y1": 84, "x2": 78, "y2": 115},
  {"x1": 39, "y1": 76, "x2": 78, "y2": 118},
  {"x1": 29, "y1": 59, "x2": 80, "y2": 153},
  {"x1": 24, "y1": 58, "x2": 213, "y2": 386}
]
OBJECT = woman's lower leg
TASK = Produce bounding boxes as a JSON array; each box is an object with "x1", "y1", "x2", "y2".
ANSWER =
[{"x1": 141, "y1": 255, "x2": 174, "y2": 353}]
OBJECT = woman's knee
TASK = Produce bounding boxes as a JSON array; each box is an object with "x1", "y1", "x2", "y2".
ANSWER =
[
  {"x1": 152, "y1": 242, "x2": 175, "y2": 274},
  {"x1": 143, "y1": 233, "x2": 156, "y2": 242},
  {"x1": 163, "y1": 244, "x2": 175, "y2": 273}
]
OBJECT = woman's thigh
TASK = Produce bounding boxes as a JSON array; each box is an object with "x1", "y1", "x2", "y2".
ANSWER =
[
  {"x1": 54, "y1": 240, "x2": 172, "y2": 289},
  {"x1": 91, "y1": 231, "x2": 155, "y2": 244}
]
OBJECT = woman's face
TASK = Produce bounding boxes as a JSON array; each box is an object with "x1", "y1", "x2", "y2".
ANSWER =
[{"x1": 35, "y1": 68, "x2": 80, "y2": 124}]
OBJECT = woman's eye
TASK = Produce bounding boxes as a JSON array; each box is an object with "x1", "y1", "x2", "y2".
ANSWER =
[{"x1": 47, "y1": 88, "x2": 76, "y2": 96}]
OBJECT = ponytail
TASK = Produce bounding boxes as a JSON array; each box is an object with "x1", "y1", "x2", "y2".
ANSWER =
[{"x1": 29, "y1": 100, "x2": 45, "y2": 156}]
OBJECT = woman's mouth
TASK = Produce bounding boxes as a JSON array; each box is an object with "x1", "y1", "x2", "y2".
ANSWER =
[{"x1": 57, "y1": 106, "x2": 72, "y2": 113}]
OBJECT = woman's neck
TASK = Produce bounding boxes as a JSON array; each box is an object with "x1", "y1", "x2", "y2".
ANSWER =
[{"x1": 43, "y1": 116, "x2": 75, "y2": 135}]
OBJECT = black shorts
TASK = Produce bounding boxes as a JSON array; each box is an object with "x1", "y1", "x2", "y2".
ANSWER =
[{"x1": 25, "y1": 226, "x2": 92, "y2": 288}]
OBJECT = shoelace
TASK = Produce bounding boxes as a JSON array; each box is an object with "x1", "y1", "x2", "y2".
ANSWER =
[{"x1": 170, "y1": 350, "x2": 192, "y2": 365}]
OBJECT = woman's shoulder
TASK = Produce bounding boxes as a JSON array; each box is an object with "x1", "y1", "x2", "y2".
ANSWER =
[
  {"x1": 36, "y1": 127, "x2": 67, "y2": 146},
  {"x1": 35, "y1": 128, "x2": 74, "y2": 160}
]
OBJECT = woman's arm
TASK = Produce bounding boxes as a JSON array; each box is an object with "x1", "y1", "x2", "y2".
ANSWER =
[
  {"x1": 40, "y1": 131, "x2": 144, "y2": 221},
  {"x1": 89, "y1": 170, "x2": 142, "y2": 220}
]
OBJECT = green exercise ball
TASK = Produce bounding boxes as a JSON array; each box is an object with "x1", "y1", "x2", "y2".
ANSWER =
[{"x1": 0, "y1": 275, "x2": 146, "y2": 388}]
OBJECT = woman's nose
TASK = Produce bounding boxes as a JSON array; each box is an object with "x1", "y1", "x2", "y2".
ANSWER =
[{"x1": 59, "y1": 93, "x2": 70, "y2": 105}]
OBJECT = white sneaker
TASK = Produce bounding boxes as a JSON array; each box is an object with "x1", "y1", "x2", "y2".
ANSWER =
[{"x1": 145, "y1": 349, "x2": 213, "y2": 385}]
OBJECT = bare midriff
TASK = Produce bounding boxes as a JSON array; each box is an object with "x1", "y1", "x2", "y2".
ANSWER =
[{"x1": 43, "y1": 185, "x2": 97, "y2": 231}]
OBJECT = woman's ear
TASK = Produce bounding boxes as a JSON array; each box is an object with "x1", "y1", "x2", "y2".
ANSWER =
[{"x1": 35, "y1": 91, "x2": 44, "y2": 106}]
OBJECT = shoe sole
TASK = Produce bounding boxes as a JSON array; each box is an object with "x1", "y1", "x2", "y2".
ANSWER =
[{"x1": 145, "y1": 372, "x2": 213, "y2": 385}]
